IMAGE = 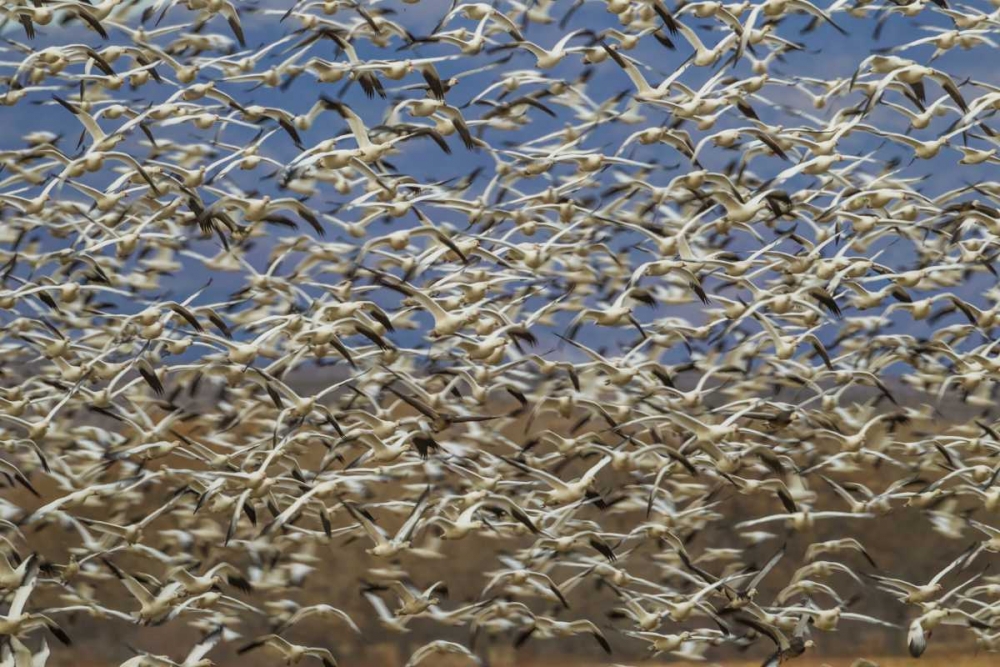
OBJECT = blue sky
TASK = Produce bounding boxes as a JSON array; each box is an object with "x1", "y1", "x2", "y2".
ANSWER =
[{"x1": 1, "y1": 0, "x2": 998, "y2": 360}]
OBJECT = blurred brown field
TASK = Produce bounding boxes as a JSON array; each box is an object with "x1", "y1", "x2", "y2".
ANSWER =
[
  {"x1": 48, "y1": 652, "x2": 1000, "y2": 667},
  {"x1": 14, "y1": 376, "x2": 996, "y2": 666},
  {"x1": 52, "y1": 660, "x2": 994, "y2": 667}
]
